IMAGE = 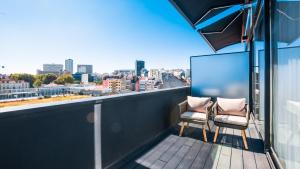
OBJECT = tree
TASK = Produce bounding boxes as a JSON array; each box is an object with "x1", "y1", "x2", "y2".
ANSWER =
[
  {"x1": 10, "y1": 73, "x2": 36, "y2": 87},
  {"x1": 54, "y1": 74, "x2": 74, "y2": 85},
  {"x1": 42, "y1": 73, "x2": 57, "y2": 84},
  {"x1": 33, "y1": 79, "x2": 42, "y2": 88},
  {"x1": 95, "y1": 80, "x2": 103, "y2": 85},
  {"x1": 35, "y1": 73, "x2": 57, "y2": 85}
]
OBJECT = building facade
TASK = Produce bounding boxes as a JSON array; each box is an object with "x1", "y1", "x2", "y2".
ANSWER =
[
  {"x1": 135, "y1": 60, "x2": 145, "y2": 77},
  {"x1": 65, "y1": 59, "x2": 73, "y2": 74},
  {"x1": 149, "y1": 69, "x2": 160, "y2": 80},
  {"x1": 81, "y1": 74, "x2": 89, "y2": 84},
  {"x1": 37, "y1": 64, "x2": 64, "y2": 75},
  {"x1": 77, "y1": 65, "x2": 93, "y2": 74},
  {"x1": 103, "y1": 79, "x2": 126, "y2": 93},
  {"x1": 0, "y1": 80, "x2": 30, "y2": 90},
  {"x1": 43, "y1": 64, "x2": 63, "y2": 73}
]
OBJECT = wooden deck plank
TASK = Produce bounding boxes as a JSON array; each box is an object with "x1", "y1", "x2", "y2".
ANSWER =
[
  {"x1": 243, "y1": 128, "x2": 258, "y2": 169},
  {"x1": 190, "y1": 142, "x2": 213, "y2": 169},
  {"x1": 150, "y1": 160, "x2": 166, "y2": 169},
  {"x1": 184, "y1": 137, "x2": 196, "y2": 147},
  {"x1": 230, "y1": 129, "x2": 243, "y2": 169},
  {"x1": 159, "y1": 137, "x2": 187, "y2": 162},
  {"x1": 217, "y1": 128, "x2": 233, "y2": 169},
  {"x1": 136, "y1": 135, "x2": 177, "y2": 163},
  {"x1": 248, "y1": 123, "x2": 271, "y2": 169},
  {"x1": 136, "y1": 135, "x2": 178, "y2": 168},
  {"x1": 177, "y1": 141, "x2": 203, "y2": 169},
  {"x1": 162, "y1": 145, "x2": 190, "y2": 169},
  {"x1": 123, "y1": 118, "x2": 270, "y2": 169},
  {"x1": 121, "y1": 135, "x2": 177, "y2": 169},
  {"x1": 203, "y1": 144, "x2": 222, "y2": 169},
  {"x1": 203, "y1": 125, "x2": 226, "y2": 169}
]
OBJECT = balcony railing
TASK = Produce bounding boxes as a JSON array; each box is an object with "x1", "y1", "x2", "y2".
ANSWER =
[{"x1": 0, "y1": 87, "x2": 189, "y2": 169}]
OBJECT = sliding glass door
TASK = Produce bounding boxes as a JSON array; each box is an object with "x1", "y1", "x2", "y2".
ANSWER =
[{"x1": 272, "y1": 1, "x2": 300, "y2": 168}]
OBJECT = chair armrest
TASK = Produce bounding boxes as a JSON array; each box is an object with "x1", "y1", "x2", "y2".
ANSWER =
[
  {"x1": 178, "y1": 100, "x2": 187, "y2": 115},
  {"x1": 212, "y1": 102, "x2": 218, "y2": 118},
  {"x1": 245, "y1": 104, "x2": 250, "y2": 124},
  {"x1": 205, "y1": 101, "x2": 214, "y2": 115}
]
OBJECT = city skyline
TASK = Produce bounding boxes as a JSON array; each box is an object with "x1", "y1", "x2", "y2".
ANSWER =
[{"x1": 0, "y1": 0, "x2": 244, "y2": 74}]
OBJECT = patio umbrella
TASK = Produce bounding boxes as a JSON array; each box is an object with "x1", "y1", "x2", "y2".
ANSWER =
[
  {"x1": 169, "y1": 0, "x2": 245, "y2": 27},
  {"x1": 198, "y1": 11, "x2": 245, "y2": 52}
]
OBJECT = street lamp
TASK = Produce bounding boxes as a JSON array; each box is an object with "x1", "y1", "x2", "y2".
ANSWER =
[
  {"x1": 0, "y1": 65, "x2": 5, "y2": 72},
  {"x1": 0, "y1": 65, "x2": 4, "y2": 77}
]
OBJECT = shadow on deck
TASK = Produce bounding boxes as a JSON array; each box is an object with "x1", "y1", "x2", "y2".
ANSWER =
[{"x1": 121, "y1": 119, "x2": 272, "y2": 169}]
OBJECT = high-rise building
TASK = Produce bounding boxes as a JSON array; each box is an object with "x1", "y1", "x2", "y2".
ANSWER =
[
  {"x1": 135, "y1": 60, "x2": 145, "y2": 77},
  {"x1": 65, "y1": 59, "x2": 73, "y2": 74},
  {"x1": 43, "y1": 64, "x2": 63, "y2": 72},
  {"x1": 38, "y1": 64, "x2": 63, "y2": 75},
  {"x1": 77, "y1": 65, "x2": 93, "y2": 74}
]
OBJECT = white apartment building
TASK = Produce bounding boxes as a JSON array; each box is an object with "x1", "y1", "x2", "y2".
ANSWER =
[
  {"x1": 0, "y1": 80, "x2": 30, "y2": 90},
  {"x1": 81, "y1": 74, "x2": 89, "y2": 84},
  {"x1": 65, "y1": 59, "x2": 74, "y2": 74},
  {"x1": 43, "y1": 64, "x2": 64, "y2": 73},
  {"x1": 37, "y1": 64, "x2": 64, "y2": 75},
  {"x1": 139, "y1": 79, "x2": 156, "y2": 91},
  {"x1": 77, "y1": 65, "x2": 93, "y2": 74},
  {"x1": 149, "y1": 69, "x2": 160, "y2": 80}
]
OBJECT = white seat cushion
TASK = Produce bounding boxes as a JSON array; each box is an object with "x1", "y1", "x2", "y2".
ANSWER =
[
  {"x1": 214, "y1": 115, "x2": 247, "y2": 126},
  {"x1": 181, "y1": 112, "x2": 207, "y2": 121}
]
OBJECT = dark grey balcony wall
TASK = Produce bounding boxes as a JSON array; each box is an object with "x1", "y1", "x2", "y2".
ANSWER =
[
  {"x1": 0, "y1": 87, "x2": 189, "y2": 169},
  {"x1": 101, "y1": 87, "x2": 189, "y2": 168},
  {"x1": 0, "y1": 100, "x2": 96, "y2": 169}
]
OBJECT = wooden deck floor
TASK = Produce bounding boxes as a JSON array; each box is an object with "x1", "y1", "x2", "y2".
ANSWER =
[{"x1": 121, "y1": 119, "x2": 272, "y2": 169}]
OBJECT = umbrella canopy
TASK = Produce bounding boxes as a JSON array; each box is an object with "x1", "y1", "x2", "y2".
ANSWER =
[
  {"x1": 169, "y1": 0, "x2": 245, "y2": 27},
  {"x1": 199, "y1": 11, "x2": 245, "y2": 52},
  {"x1": 170, "y1": 0, "x2": 248, "y2": 51}
]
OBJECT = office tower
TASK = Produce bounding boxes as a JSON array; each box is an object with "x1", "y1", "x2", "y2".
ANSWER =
[
  {"x1": 38, "y1": 64, "x2": 63, "y2": 75},
  {"x1": 135, "y1": 60, "x2": 145, "y2": 77},
  {"x1": 65, "y1": 59, "x2": 73, "y2": 74},
  {"x1": 77, "y1": 65, "x2": 93, "y2": 74}
]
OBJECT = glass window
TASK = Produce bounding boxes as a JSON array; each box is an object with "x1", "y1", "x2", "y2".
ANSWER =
[
  {"x1": 273, "y1": 1, "x2": 300, "y2": 168},
  {"x1": 253, "y1": 1, "x2": 265, "y2": 139}
]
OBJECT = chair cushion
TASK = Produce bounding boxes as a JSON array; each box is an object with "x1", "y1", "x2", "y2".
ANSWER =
[
  {"x1": 217, "y1": 97, "x2": 246, "y2": 117},
  {"x1": 181, "y1": 112, "x2": 207, "y2": 121},
  {"x1": 187, "y1": 96, "x2": 211, "y2": 113},
  {"x1": 214, "y1": 115, "x2": 247, "y2": 126}
]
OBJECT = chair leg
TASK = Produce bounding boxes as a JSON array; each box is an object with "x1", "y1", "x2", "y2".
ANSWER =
[
  {"x1": 241, "y1": 130, "x2": 249, "y2": 150},
  {"x1": 186, "y1": 122, "x2": 189, "y2": 128},
  {"x1": 202, "y1": 126, "x2": 207, "y2": 142},
  {"x1": 179, "y1": 122, "x2": 185, "y2": 136},
  {"x1": 207, "y1": 121, "x2": 211, "y2": 132},
  {"x1": 213, "y1": 126, "x2": 220, "y2": 143}
]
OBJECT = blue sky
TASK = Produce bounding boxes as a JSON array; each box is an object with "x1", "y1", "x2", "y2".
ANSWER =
[{"x1": 0, "y1": 0, "x2": 244, "y2": 74}]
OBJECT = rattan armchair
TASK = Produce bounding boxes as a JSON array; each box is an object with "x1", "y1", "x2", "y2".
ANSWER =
[
  {"x1": 212, "y1": 98, "x2": 250, "y2": 149},
  {"x1": 178, "y1": 98, "x2": 213, "y2": 142}
]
